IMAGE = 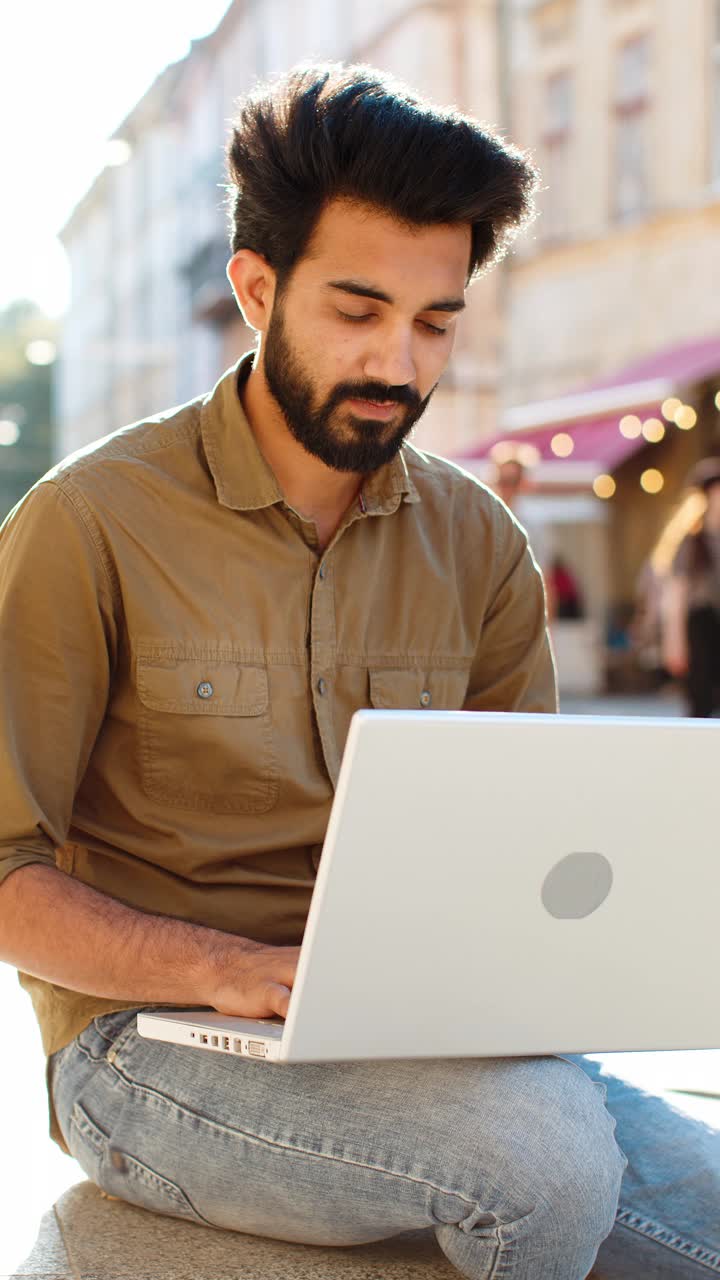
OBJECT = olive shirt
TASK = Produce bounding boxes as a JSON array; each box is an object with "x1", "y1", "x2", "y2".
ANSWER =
[{"x1": 0, "y1": 353, "x2": 557, "y2": 1150}]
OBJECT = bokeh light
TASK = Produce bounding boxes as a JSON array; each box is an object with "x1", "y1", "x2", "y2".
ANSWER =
[
  {"x1": 550, "y1": 432, "x2": 574, "y2": 457},
  {"x1": 619, "y1": 415, "x2": 642, "y2": 438},
  {"x1": 642, "y1": 417, "x2": 665, "y2": 442},
  {"x1": 661, "y1": 397, "x2": 683, "y2": 421},
  {"x1": 674, "y1": 404, "x2": 697, "y2": 430},
  {"x1": 640, "y1": 468, "x2": 664, "y2": 494},
  {"x1": 593, "y1": 474, "x2": 616, "y2": 499},
  {"x1": 25, "y1": 340, "x2": 57, "y2": 366},
  {"x1": 0, "y1": 421, "x2": 20, "y2": 447}
]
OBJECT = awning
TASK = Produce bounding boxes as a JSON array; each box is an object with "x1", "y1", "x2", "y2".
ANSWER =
[{"x1": 457, "y1": 333, "x2": 720, "y2": 474}]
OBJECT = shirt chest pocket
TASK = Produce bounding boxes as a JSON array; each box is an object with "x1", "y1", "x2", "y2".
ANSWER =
[
  {"x1": 369, "y1": 667, "x2": 470, "y2": 711},
  {"x1": 136, "y1": 652, "x2": 278, "y2": 814}
]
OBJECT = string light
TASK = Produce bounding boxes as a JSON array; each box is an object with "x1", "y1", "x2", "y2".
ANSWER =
[
  {"x1": 662, "y1": 397, "x2": 683, "y2": 421},
  {"x1": 619, "y1": 415, "x2": 642, "y2": 438},
  {"x1": 593, "y1": 474, "x2": 616, "y2": 499},
  {"x1": 550, "y1": 432, "x2": 574, "y2": 457},
  {"x1": 640, "y1": 468, "x2": 664, "y2": 494},
  {"x1": 642, "y1": 418, "x2": 666, "y2": 442},
  {"x1": 674, "y1": 405, "x2": 697, "y2": 430}
]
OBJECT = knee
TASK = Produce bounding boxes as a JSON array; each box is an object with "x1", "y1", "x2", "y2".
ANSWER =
[{"x1": 517, "y1": 1058, "x2": 627, "y2": 1244}]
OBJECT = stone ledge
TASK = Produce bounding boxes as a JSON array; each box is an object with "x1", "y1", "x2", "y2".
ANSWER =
[{"x1": 15, "y1": 1181, "x2": 455, "y2": 1279}]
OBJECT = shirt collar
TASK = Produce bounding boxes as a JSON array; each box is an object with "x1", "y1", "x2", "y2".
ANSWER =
[{"x1": 200, "y1": 352, "x2": 421, "y2": 515}]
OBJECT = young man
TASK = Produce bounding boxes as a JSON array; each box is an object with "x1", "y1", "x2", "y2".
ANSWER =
[{"x1": 0, "y1": 64, "x2": 717, "y2": 1280}]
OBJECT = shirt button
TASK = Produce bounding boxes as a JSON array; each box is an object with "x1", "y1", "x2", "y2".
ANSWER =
[
  {"x1": 318, "y1": 563, "x2": 326, "y2": 580},
  {"x1": 196, "y1": 681, "x2": 214, "y2": 699},
  {"x1": 317, "y1": 677, "x2": 327, "y2": 696},
  {"x1": 419, "y1": 689, "x2": 432, "y2": 708}
]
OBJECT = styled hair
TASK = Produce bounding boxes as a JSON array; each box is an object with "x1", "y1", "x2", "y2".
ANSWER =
[{"x1": 225, "y1": 62, "x2": 540, "y2": 285}]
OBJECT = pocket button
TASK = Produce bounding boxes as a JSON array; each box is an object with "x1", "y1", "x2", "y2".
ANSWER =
[
  {"x1": 196, "y1": 681, "x2": 214, "y2": 699},
  {"x1": 419, "y1": 689, "x2": 432, "y2": 708}
]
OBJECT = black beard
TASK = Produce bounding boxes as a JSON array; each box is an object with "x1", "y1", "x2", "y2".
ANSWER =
[{"x1": 263, "y1": 302, "x2": 437, "y2": 474}]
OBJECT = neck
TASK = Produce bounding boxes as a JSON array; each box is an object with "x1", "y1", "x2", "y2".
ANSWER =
[{"x1": 240, "y1": 357, "x2": 362, "y2": 527}]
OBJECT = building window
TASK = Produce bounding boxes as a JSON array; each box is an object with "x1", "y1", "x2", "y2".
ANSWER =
[
  {"x1": 713, "y1": 0, "x2": 720, "y2": 183},
  {"x1": 611, "y1": 33, "x2": 651, "y2": 222},
  {"x1": 541, "y1": 70, "x2": 573, "y2": 241}
]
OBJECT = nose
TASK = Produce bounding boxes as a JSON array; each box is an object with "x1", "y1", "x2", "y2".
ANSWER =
[{"x1": 362, "y1": 325, "x2": 416, "y2": 389}]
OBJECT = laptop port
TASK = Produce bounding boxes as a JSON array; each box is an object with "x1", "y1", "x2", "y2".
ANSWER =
[
  {"x1": 248, "y1": 1040, "x2": 266, "y2": 1058},
  {"x1": 232, "y1": 1038, "x2": 242, "y2": 1054},
  {"x1": 222, "y1": 1036, "x2": 230, "y2": 1051},
  {"x1": 211, "y1": 1035, "x2": 219, "y2": 1047},
  {"x1": 200, "y1": 1034, "x2": 209, "y2": 1044}
]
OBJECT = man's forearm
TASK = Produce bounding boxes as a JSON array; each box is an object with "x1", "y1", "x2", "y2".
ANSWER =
[{"x1": 0, "y1": 863, "x2": 238, "y2": 1005}]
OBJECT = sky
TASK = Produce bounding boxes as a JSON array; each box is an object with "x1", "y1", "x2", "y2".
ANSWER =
[{"x1": 0, "y1": 1, "x2": 233, "y2": 318}]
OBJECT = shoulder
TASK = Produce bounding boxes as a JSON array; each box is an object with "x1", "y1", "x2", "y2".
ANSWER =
[
  {"x1": 40, "y1": 393, "x2": 206, "y2": 498},
  {"x1": 403, "y1": 441, "x2": 529, "y2": 558}
]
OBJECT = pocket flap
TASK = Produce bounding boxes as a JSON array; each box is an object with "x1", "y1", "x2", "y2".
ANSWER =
[
  {"x1": 136, "y1": 656, "x2": 268, "y2": 716},
  {"x1": 369, "y1": 667, "x2": 469, "y2": 711}
]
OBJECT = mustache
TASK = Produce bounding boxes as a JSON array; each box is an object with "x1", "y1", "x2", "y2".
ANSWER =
[{"x1": 326, "y1": 381, "x2": 421, "y2": 412}]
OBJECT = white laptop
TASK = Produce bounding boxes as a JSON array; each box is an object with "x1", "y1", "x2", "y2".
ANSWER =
[{"x1": 138, "y1": 710, "x2": 720, "y2": 1062}]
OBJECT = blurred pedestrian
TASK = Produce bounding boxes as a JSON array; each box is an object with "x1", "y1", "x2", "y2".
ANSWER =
[
  {"x1": 548, "y1": 554, "x2": 584, "y2": 620},
  {"x1": 663, "y1": 456, "x2": 720, "y2": 716}
]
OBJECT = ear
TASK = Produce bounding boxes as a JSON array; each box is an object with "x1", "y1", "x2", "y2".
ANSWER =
[{"x1": 226, "y1": 250, "x2": 276, "y2": 332}]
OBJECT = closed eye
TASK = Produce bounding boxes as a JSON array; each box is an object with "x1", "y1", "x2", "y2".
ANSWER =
[{"x1": 338, "y1": 311, "x2": 448, "y2": 336}]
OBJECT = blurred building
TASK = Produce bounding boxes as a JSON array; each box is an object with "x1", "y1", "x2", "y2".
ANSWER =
[
  {"x1": 461, "y1": 0, "x2": 720, "y2": 691},
  {"x1": 56, "y1": 0, "x2": 720, "y2": 693}
]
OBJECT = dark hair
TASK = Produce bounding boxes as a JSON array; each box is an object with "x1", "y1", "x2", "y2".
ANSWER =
[{"x1": 225, "y1": 62, "x2": 540, "y2": 285}]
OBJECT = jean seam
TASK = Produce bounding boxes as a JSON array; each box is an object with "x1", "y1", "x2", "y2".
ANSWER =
[
  {"x1": 92, "y1": 1012, "x2": 140, "y2": 1047},
  {"x1": 616, "y1": 1204, "x2": 720, "y2": 1272},
  {"x1": 98, "y1": 1054, "x2": 488, "y2": 1215}
]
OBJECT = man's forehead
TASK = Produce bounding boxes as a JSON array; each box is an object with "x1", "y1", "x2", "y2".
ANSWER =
[{"x1": 301, "y1": 199, "x2": 471, "y2": 297}]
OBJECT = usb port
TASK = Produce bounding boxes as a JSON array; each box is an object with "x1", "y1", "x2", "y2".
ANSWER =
[
  {"x1": 222, "y1": 1036, "x2": 230, "y2": 1051},
  {"x1": 200, "y1": 1034, "x2": 209, "y2": 1044},
  {"x1": 233, "y1": 1038, "x2": 243, "y2": 1054},
  {"x1": 211, "y1": 1035, "x2": 219, "y2": 1047}
]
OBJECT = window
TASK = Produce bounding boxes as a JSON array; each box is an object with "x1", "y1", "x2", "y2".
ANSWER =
[
  {"x1": 541, "y1": 70, "x2": 573, "y2": 241},
  {"x1": 612, "y1": 34, "x2": 651, "y2": 222}
]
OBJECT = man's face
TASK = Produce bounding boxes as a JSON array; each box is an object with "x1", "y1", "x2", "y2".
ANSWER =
[{"x1": 260, "y1": 199, "x2": 470, "y2": 474}]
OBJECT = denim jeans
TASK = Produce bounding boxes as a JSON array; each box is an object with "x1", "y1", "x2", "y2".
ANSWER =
[{"x1": 50, "y1": 1009, "x2": 720, "y2": 1279}]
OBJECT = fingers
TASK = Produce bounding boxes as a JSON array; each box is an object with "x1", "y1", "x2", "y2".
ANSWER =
[{"x1": 264, "y1": 981, "x2": 291, "y2": 1019}]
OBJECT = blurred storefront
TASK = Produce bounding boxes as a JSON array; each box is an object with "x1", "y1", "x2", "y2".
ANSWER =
[{"x1": 458, "y1": 334, "x2": 720, "y2": 694}]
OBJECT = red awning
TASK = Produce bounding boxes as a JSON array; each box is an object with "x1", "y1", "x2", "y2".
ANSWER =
[{"x1": 458, "y1": 334, "x2": 720, "y2": 470}]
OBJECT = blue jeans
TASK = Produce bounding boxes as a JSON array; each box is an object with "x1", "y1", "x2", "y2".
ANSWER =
[{"x1": 50, "y1": 1009, "x2": 720, "y2": 1279}]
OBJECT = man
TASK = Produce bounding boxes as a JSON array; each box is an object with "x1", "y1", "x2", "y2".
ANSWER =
[{"x1": 1, "y1": 64, "x2": 717, "y2": 1279}]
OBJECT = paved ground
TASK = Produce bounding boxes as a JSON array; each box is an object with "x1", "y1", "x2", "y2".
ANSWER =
[{"x1": 1, "y1": 686, "x2": 718, "y2": 1274}]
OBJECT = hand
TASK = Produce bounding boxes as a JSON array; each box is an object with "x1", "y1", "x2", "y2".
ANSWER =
[{"x1": 203, "y1": 938, "x2": 301, "y2": 1020}]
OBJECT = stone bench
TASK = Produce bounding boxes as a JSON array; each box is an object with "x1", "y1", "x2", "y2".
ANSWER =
[{"x1": 14, "y1": 1179, "x2": 456, "y2": 1278}]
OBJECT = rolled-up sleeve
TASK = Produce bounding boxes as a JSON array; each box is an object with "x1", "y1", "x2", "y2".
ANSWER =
[
  {"x1": 0, "y1": 480, "x2": 117, "y2": 884},
  {"x1": 464, "y1": 505, "x2": 558, "y2": 715}
]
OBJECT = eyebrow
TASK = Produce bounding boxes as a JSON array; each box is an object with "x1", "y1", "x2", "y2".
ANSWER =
[{"x1": 327, "y1": 279, "x2": 466, "y2": 314}]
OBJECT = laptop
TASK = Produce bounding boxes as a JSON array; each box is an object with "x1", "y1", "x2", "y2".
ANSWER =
[{"x1": 137, "y1": 710, "x2": 720, "y2": 1062}]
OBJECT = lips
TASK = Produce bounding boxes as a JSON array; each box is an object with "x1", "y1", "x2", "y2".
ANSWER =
[{"x1": 346, "y1": 397, "x2": 399, "y2": 418}]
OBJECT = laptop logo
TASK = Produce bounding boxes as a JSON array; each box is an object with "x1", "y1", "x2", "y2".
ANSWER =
[{"x1": 541, "y1": 852, "x2": 613, "y2": 919}]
